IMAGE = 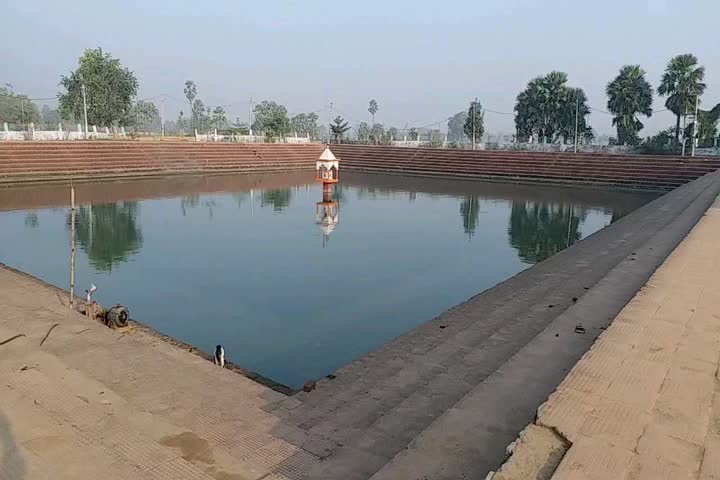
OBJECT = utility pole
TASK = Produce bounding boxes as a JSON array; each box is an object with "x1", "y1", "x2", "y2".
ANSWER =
[
  {"x1": 161, "y1": 97, "x2": 165, "y2": 138},
  {"x1": 573, "y1": 94, "x2": 580, "y2": 153},
  {"x1": 329, "y1": 101, "x2": 333, "y2": 144},
  {"x1": 691, "y1": 94, "x2": 700, "y2": 157},
  {"x1": 69, "y1": 184, "x2": 76, "y2": 310},
  {"x1": 472, "y1": 98, "x2": 477, "y2": 150},
  {"x1": 248, "y1": 97, "x2": 253, "y2": 135},
  {"x1": 81, "y1": 83, "x2": 89, "y2": 140},
  {"x1": 681, "y1": 111, "x2": 688, "y2": 156}
]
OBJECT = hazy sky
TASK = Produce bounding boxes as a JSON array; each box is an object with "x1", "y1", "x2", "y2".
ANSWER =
[{"x1": 2, "y1": 0, "x2": 717, "y2": 136}]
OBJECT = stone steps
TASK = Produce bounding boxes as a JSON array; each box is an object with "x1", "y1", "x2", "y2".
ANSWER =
[
  {"x1": 332, "y1": 145, "x2": 720, "y2": 190},
  {"x1": 295, "y1": 172, "x2": 720, "y2": 479},
  {"x1": 369, "y1": 171, "x2": 720, "y2": 480},
  {"x1": 342, "y1": 161, "x2": 696, "y2": 183},
  {"x1": 0, "y1": 142, "x2": 325, "y2": 182}
]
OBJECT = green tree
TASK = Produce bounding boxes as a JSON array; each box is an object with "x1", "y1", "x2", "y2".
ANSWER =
[
  {"x1": 387, "y1": 126, "x2": 399, "y2": 142},
  {"x1": 0, "y1": 84, "x2": 40, "y2": 127},
  {"x1": 370, "y1": 123, "x2": 385, "y2": 144},
  {"x1": 408, "y1": 128, "x2": 419, "y2": 141},
  {"x1": 71, "y1": 202, "x2": 143, "y2": 272},
  {"x1": 58, "y1": 48, "x2": 138, "y2": 127},
  {"x1": 447, "y1": 111, "x2": 468, "y2": 142},
  {"x1": 606, "y1": 65, "x2": 653, "y2": 145},
  {"x1": 508, "y1": 202, "x2": 584, "y2": 264},
  {"x1": 658, "y1": 54, "x2": 706, "y2": 145},
  {"x1": 514, "y1": 72, "x2": 590, "y2": 143},
  {"x1": 128, "y1": 100, "x2": 159, "y2": 133},
  {"x1": 368, "y1": 99, "x2": 379, "y2": 125},
  {"x1": 559, "y1": 88, "x2": 592, "y2": 144},
  {"x1": 191, "y1": 99, "x2": 209, "y2": 133},
  {"x1": 184, "y1": 80, "x2": 197, "y2": 129},
  {"x1": 357, "y1": 122, "x2": 370, "y2": 142},
  {"x1": 40, "y1": 105, "x2": 61, "y2": 129},
  {"x1": 177, "y1": 110, "x2": 187, "y2": 135},
  {"x1": 696, "y1": 103, "x2": 720, "y2": 147},
  {"x1": 290, "y1": 112, "x2": 319, "y2": 138},
  {"x1": 640, "y1": 127, "x2": 677, "y2": 155},
  {"x1": 463, "y1": 100, "x2": 485, "y2": 144},
  {"x1": 252, "y1": 100, "x2": 290, "y2": 139},
  {"x1": 231, "y1": 117, "x2": 250, "y2": 135},
  {"x1": 330, "y1": 115, "x2": 351, "y2": 142},
  {"x1": 211, "y1": 106, "x2": 227, "y2": 130},
  {"x1": 428, "y1": 129, "x2": 444, "y2": 147}
]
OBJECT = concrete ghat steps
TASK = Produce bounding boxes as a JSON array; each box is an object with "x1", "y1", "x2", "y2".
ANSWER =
[
  {"x1": 290, "y1": 171, "x2": 720, "y2": 479},
  {"x1": 334, "y1": 153, "x2": 720, "y2": 172},
  {"x1": 0, "y1": 142, "x2": 325, "y2": 182},
  {"x1": 340, "y1": 165, "x2": 686, "y2": 190},
  {"x1": 331, "y1": 159, "x2": 714, "y2": 176},
  {"x1": 340, "y1": 162, "x2": 695, "y2": 183},
  {"x1": 331, "y1": 148, "x2": 719, "y2": 166},
  {"x1": 332, "y1": 144, "x2": 718, "y2": 163},
  {"x1": 332, "y1": 145, "x2": 720, "y2": 190},
  {"x1": 370, "y1": 180, "x2": 720, "y2": 479}
]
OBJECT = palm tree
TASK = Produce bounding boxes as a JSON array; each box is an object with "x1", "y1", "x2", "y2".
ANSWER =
[
  {"x1": 184, "y1": 80, "x2": 197, "y2": 131},
  {"x1": 658, "y1": 54, "x2": 706, "y2": 145},
  {"x1": 368, "y1": 99, "x2": 379, "y2": 125},
  {"x1": 606, "y1": 65, "x2": 653, "y2": 145}
]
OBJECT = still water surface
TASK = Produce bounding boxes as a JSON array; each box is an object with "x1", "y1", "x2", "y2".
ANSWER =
[{"x1": 0, "y1": 172, "x2": 656, "y2": 388}]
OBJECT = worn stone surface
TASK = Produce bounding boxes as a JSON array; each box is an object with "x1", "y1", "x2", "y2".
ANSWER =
[
  {"x1": 491, "y1": 425, "x2": 568, "y2": 480},
  {"x1": 538, "y1": 195, "x2": 720, "y2": 479},
  {"x1": 0, "y1": 267, "x2": 334, "y2": 480}
]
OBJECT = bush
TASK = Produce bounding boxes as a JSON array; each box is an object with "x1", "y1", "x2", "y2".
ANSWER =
[{"x1": 640, "y1": 128, "x2": 680, "y2": 155}]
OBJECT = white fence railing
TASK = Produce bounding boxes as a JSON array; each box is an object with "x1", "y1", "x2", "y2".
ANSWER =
[
  {"x1": 1, "y1": 122, "x2": 121, "y2": 141},
  {"x1": 194, "y1": 129, "x2": 312, "y2": 144}
]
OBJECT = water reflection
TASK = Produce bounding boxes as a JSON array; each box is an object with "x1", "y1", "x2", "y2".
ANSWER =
[
  {"x1": 180, "y1": 195, "x2": 200, "y2": 216},
  {"x1": 261, "y1": 189, "x2": 292, "y2": 212},
  {"x1": 24, "y1": 211, "x2": 39, "y2": 228},
  {"x1": 459, "y1": 196, "x2": 481, "y2": 238},
  {"x1": 508, "y1": 202, "x2": 585, "y2": 264},
  {"x1": 70, "y1": 202, "x2": 143, "y2": 272},
  {"x1": 0, "y1": 172, "x2": 658, "y2": 388},
  {"x1": 180, "y1": 195, "x2": 217, "y2": 218}
]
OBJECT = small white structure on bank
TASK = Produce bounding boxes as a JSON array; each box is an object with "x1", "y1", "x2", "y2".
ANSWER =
[
  {"x1": 316, "y1": 147, "x2": 339, "y2": 192},
  {"x1": 316, "y1": 147, "x2": 340, "y2": 243}
]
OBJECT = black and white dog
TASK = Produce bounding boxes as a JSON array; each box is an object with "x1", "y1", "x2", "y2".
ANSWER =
[{"x1": 214, "y1": 345, "x2": 225, "y2": 367}]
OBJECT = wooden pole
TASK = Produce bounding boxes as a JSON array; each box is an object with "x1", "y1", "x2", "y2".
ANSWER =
[{"x1": 69, "y1": 184, "x2": 75, "y2": 309}]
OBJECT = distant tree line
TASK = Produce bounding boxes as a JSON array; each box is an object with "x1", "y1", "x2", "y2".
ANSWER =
[{"x1": 2, "y1": 49, "x2": 717, "y2": 149}]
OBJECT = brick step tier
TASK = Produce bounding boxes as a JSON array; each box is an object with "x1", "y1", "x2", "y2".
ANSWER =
[
  {"x1": 331, "y1": 145, "x2": 720, "y2": 190},
  {"x1": 332, "y1": 144, "x2": 718, "y2": 162},
  {"x1": 325, "y1": 157, "x2": 715, "y2": 177},
  {"x1": 344, "y1": 165, "x2": 684, "y2": 190},
  {"x1": 334, "y1": 148, "x2": 720, "y2": 168},
  {"x1": 0, "y1": 142, "x2": 325, "y2": 182}
]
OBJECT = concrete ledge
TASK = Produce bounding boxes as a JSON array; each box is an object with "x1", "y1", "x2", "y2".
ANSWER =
[{"x1": 489, "y1": 189, "x2": 720, "y2": 480}]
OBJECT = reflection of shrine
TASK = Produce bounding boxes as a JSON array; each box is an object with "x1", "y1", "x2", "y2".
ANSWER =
[{"x1": 316, "y1": 147, "x2": 340, "y2": 245}]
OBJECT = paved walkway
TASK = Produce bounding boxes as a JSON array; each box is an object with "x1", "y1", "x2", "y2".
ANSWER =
[
  {"x1": 493, "y1": 195, "x2": 720, "y2": 480},
  {"x1": 0, "y1": 268, "x2": 334, "y2": 480}
]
